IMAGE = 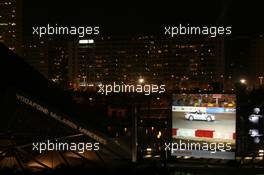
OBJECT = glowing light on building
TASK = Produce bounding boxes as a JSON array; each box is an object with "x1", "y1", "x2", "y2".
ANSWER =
[{"x1": 79, "y1": 39, "x2": 94, "y2": 44}]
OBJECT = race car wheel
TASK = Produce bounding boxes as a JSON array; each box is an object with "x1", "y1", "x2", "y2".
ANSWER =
[
  {"x1": 189, "y1": 115, "x2": 194, "y2": 121},
  {"x1": 206, "y1": 116, "x2": 212, "y2": 122}
]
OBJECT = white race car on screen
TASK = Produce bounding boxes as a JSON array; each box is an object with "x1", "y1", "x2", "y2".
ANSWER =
[{"x1": 184, "y1": 111, "x2": 215, "y2": 122}]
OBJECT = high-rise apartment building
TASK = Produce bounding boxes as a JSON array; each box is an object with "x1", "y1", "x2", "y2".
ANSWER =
[
  {"x1": 0, "y1": 0, "x2": 22, "y2": 55},
  {"x1": 22, "y1": 39, "x2": 49, "y2": 78},
  {"x1": 68, "y1": 39, "x2": 96, "y2": 89},
  {"x1": 67, "y1": 36, "x2": 225, "y2": 91}
]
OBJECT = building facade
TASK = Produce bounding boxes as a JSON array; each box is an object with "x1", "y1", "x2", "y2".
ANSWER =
[
  {"x1": 66, "y1": 36, "x2": 225, "y2": 91},
  {"x1": 0, "y1": 0, "x2": 22, "y2": 55},
  {"x1": 21, "y1": 36, "x2": 226, "y2": 92}
]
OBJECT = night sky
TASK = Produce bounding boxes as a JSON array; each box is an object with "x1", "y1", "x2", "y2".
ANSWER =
[{"x1": 22, "y1": 0, "x2": 263, "y2": 36}]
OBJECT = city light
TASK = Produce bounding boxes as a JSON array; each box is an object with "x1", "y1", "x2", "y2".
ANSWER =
[
  {"x1": 146, "y1": 148, "x2": 152, "y2": 152},
  {"x1": 79, "y1": 39, "x2": 94, "y2": 44},
  {"x1": 1, "y1": 0, "x2": 264, "y2": 173},
  {"x1": 259, "y1": 76, "x2": 263, "y2": 85},
  {"x1": 138, "y1": 77, "x2": 144, "y2": 84},
  {"x1": 51, "y1": 78, "x2": 58, "y2": 82},
  {"x1": 157, "y1": 131, "x2": 162, "y2": 139},
  {"x1": 240, "y1": 79, "x2": 246, "y2": 84},
  {"x1": 143, "y1": 155, "x2": 152, "y2": 158}
]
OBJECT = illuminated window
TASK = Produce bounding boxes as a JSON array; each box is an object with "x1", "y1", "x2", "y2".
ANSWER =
[{"x1": 79, "y1": 39, "x2": 94, "y2": 44}]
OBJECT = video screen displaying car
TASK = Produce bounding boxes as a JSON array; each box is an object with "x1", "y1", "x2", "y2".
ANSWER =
[
  {"x1": 184, "y1": 111, "x2": 215, "y2": 122},
  {"x1": 171, "y1": 94, "x2": 236, "y2": 159}
]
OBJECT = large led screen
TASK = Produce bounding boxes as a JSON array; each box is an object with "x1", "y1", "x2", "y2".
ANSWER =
[{"x1": 171, "y1": 94, "x2": 236, "y2": 159}]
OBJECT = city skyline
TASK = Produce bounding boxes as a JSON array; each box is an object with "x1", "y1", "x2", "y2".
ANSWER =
[
  {"x1": 1, "y1": 0, "x2": 264, "y2": 91},
  {"x1": 1, "y1": 1, "x2": 264, "y2": 174}
]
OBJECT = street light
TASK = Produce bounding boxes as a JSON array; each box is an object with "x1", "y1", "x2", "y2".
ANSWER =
[
  {"x1": 138, "y1": 77, "x2": 144, "y2": 84},
  {"x1": 240, "y1": 79, "x2": 246, "y2": 84}
]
